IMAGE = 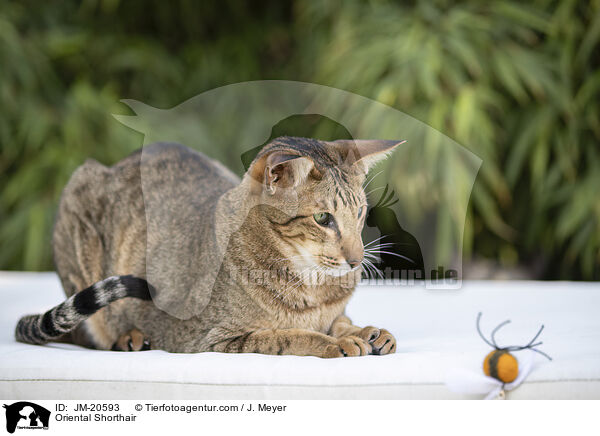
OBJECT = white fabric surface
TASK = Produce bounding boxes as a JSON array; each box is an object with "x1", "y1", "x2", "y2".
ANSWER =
[{"x1": 1, "y1": 272, "x2": 599, "y2": 399}]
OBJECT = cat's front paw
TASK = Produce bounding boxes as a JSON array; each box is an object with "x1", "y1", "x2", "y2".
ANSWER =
[
  {"x1": 323, "y1": 336, "x2": 372, "y2": 358},
  {"x1": 111, "y1": 328, "x2": 151, "y2": 351},
  {"x1": 357, "y1": 326, "x2": 396, "y2": 355}
]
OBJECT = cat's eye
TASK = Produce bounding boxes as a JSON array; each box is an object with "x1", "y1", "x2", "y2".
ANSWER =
[
  {"x1": 358, "y1": 206, "x2": 364, "y2": 218},
  {"x1": 313, "y1": 212, "x2": 332, "y2": 226}
]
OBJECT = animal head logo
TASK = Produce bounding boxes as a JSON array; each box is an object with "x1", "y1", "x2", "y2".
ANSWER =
[
  {"x1": 3, "y1": 402, "x2": 50, "y2": 434},
  {"x1": 364, "y1": 184, "x2": 425, "y2": 279}
]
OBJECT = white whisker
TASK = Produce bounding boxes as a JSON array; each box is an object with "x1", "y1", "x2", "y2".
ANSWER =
[
  {"x1": 363, "y1": 258, "x2": 383, "y2": 279},
  {"x1": 365, "y1": 242, "x2": 396, "y2": 250},
  {"x1": 364, "y1": 235, "x2": 387, "y2": 248},
  {"x1": 364, "y1": 257, "x2": 383, "y2": 278},
  {"x1": 360, "y1": 259, "x2": 375, "y2": 279},
  {"x1": 364, "y1": 186, "x2": 385, "y2": 198},
  {"x1": 365, "y1": 250, "x2": 416, "y2": 264},
  {"x1": 363, "y1": 169, "x2": 384, "y2": 191}
]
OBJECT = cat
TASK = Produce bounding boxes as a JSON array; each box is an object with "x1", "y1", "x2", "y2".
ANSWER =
[{"x1": 15, "y1": 137, "x2": 399, "y2": 357}]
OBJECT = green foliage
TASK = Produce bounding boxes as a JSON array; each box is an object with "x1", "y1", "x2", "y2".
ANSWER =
[
  {"x1": 0, "y1": 0, "x2": 295, "y2": 270},
  {"x1": 0, "y1": 0, "x2": 598, "y2": 278},
  {"x1": 296, "y1": 0, "x2": 600, "y2": 279}
]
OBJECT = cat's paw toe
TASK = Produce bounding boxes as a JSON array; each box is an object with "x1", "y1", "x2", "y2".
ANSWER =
[
  {"x1": 112, "y1": 329, "x2": 151, "y2": 351},
  {"x1": 369, "y1": 328, "x2": 395, "y2": 355},
  {"x1": 323, "y1": 336, "x2": 372, "y2": 358},
  {"x1": 358, "y1": 326, "x2": 381, "y2": 343}
]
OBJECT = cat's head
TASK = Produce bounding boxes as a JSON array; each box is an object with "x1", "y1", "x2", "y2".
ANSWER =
[{"x1": 245, "y1": 136, "x2": 403, "y2": 277}]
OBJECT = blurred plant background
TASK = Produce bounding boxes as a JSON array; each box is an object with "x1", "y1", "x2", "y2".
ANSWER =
[{"x1": 0, "y1": 0, "x2": 598, "y2": 279}]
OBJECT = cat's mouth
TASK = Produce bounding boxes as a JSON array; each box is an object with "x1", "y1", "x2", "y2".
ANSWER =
[
  {"x1": 319, "y1": 259, "x2": 361, "y2": 277},
  {"x1": 322, "y1": 264, "x2": 359, "y2": 277}
]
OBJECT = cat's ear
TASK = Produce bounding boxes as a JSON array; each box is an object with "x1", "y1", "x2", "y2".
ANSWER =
[
  {"x1": 332, "y1": 139, "x2": 406, "y2": 172},
  {"x1": 250, "y1": 151, "x2": 318, "y2": 195}
]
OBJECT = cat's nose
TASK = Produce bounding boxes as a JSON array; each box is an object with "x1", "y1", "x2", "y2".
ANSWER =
[{"x1": 342, "y1": 240, "x2": 363, "y2": 269}]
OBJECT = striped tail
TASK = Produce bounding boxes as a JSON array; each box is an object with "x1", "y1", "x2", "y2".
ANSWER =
[{"x1": 15, "y1": 275, "x2": 153, "y2": 345}]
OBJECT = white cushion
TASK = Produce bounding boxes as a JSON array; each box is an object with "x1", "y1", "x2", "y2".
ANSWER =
[{"x1": 1, "y1": 272, "x2": 599, "y2": 399}]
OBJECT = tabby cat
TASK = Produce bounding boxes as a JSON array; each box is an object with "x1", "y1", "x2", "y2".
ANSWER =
[{"x1": 15, "y1": 137, "x2": 399, "y2": 357}]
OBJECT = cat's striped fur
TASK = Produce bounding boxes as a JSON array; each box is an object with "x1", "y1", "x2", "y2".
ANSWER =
[
  {"x1": 15, "y1": 138, "x2": 400, "y2": 357},
  {"x1": 15, "y1": 275, "x2": 152, "y2": 345}
]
